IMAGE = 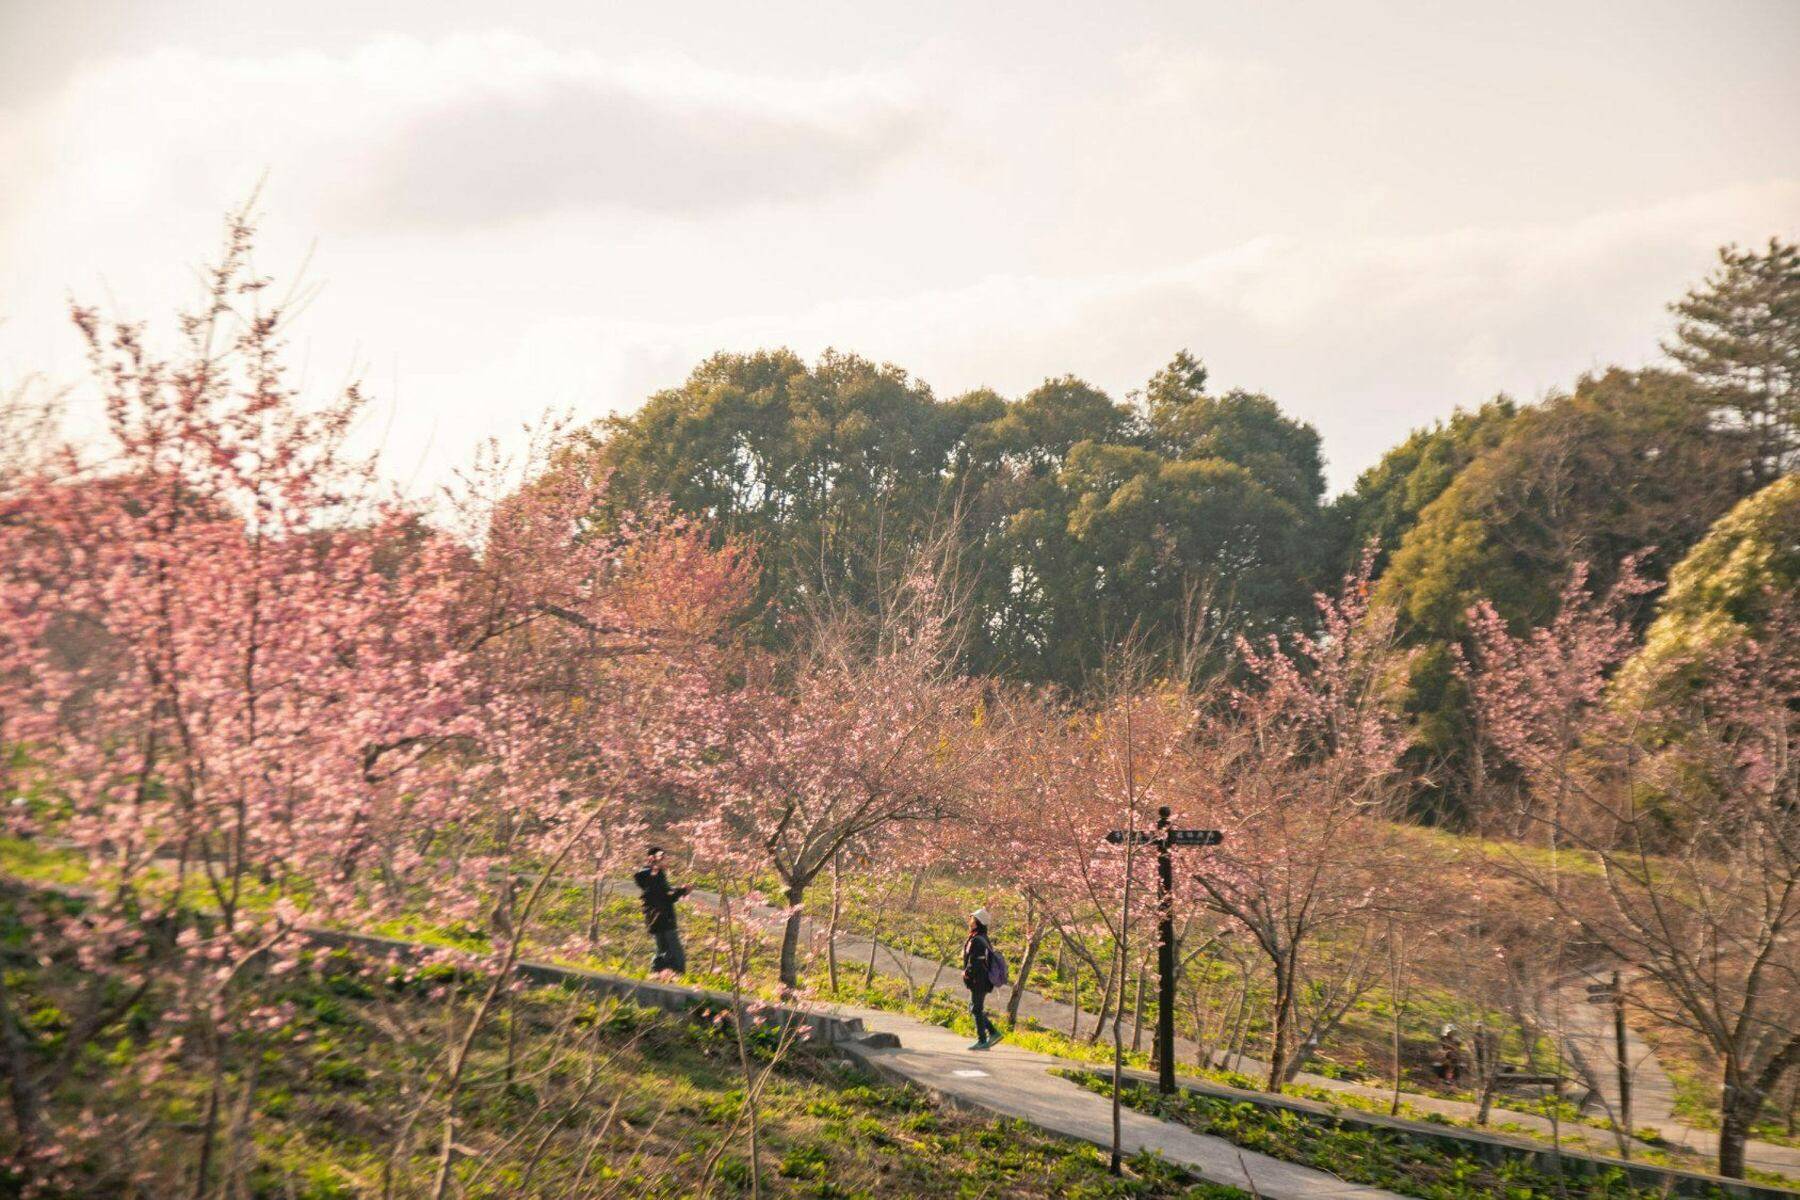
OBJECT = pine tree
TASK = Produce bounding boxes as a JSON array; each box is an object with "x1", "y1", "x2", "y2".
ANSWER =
[{"x1": 1665, "y1": 238, "x2": 1800, "y2": 484}]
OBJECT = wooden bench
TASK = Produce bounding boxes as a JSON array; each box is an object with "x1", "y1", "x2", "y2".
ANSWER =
[
  {"x1": 1491, "y1": 1067, "x2": 1566, "y2": 1090},
  {"x1": 1480, "y1": 1064, "x2": 1596, "y2": 1114}
]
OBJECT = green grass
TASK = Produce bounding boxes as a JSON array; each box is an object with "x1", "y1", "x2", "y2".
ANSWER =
[
  {"x1": 1404, "y1": 824, "x2": 1610, "y2": 880},
  {"x1": 0, "y1": 923, "x2": 1252, "y2": 1198},
  {"x1": 1274, "y1": 1081, "x2": 1672, "y2": 1163},
  {"x1": 793, "y1": 859, "x2": 1584, "y2": 1101},
  {"x1": 0, "y1": 836, "x2": 88, "y2": 887},
  {"x1": 0, "y1": 842, "x2": 1628, "y2": 1122},
  {"x1": 11, "y1": 833, "x2": 1784, "y2": 1159}
]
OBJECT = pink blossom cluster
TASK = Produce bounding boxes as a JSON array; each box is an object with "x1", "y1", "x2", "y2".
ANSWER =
[{"x1": 0, "y1": 216, "x2": 755, "y2": 1188}]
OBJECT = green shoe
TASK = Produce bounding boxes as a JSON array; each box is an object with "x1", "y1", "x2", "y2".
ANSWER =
[{"x1": 967, "y1": 1039, "x2": 987, "y2": 1050}]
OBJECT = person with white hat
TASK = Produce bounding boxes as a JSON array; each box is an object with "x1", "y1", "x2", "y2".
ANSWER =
[{"x1": 962, "y1": 908, "x2": 1003, "y2": 1050}]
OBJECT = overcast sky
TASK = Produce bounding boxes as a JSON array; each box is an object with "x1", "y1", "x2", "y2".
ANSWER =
[{"x1": 4, "y1": 0, "x2": 1797, "y2": 494}]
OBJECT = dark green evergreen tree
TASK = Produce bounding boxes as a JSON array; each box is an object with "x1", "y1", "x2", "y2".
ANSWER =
[{"x1": 1666, "y1": 237, "x2": 1800, "y2": 485}]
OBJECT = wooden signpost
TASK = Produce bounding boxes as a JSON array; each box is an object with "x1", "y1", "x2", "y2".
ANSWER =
[
  {"x1": 1585, "y1": 971, "x2": 1633, "y2": 1155},
  {"x1": 1106, "y1": 807, "x2": 1223, "y2": 1094}
]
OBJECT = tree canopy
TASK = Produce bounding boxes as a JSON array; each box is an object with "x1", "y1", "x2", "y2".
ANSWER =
[
  {"x1": 1325, "y1": 397, "x2": 1519, "y2": 577},
  {"x1": 1665, "y1": 237, "x2": 1800, "y2": 485},
  {"x1": 1381, "y1": 369, "x2": 1746, "y2": 637},
  {"x1": 579, "y1": 349, "x2": 1328, "y2": 689},
  {"x1": 1373, "y1": 368, "x2": 1753, "y2": 800},
  {"x1": 1616, "y1": 472, "x2": 1800, "y2": 709},
  {"x1": 571, "y1": 349, "x2": 967, "y2": 628}
]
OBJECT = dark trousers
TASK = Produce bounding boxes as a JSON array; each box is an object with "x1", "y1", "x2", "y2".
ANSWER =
[
  {"x1": 652, "y1": 925, "x2": 686, "y2": 975},
  {"x1": 970, "y1": 987, "x2": 997, "y2": 1042}
]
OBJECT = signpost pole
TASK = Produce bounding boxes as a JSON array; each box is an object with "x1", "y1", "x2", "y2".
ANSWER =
[
  {"x1": 1156, "y1": 807, "x2": 1177, "y2": 1094},
  {"x1": 1105, "y1": 818, "x2": 1220, "y2": 1098},
  {"x1": 1613, "y1": 970, "x2": 1632, "y2": 1155}
]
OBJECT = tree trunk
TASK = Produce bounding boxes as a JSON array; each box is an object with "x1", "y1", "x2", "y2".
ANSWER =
[
  {"x1": 1390, "y1": 992, "x2": 1403, "y2": 1117},
  {"x1": 1130, "y1": 961, "x2": 1148, "y2": 1054},
  {"x1": 863, "y1": 913, "x2": 883, "y2": 990},
  {"x1": 192, "y1": 1069, "x2": 221, "y2": 1200},
  {"x1": 1480, "y1": 1027, "x2": 1498, "y2": 1126},
  {"x1": 1220, "y1": 977, "x2": 1248, "y2": 1074},
  {"x1": 922, "y1": 958, "x2": 947, "y2": 1003},
  {"x1": 0, "y1": 973, "x2": 44, "y2": 1154},
  {"x1": 727, "y1": 926, "x2": 764, "y2": 1200},
  {"x1": 1719, "y1": 1080, "x2": 1759, "y2": 1179},
  {"x1": 1191, "y1": 979, "x2": 1209, "y2": 1069},
  {"x1": 1189, "y1": 958, "x2": 1224, "y2": 1067},
  {"x1": 1228, "y1": 988, "x2": 1251, "y2": 1072},
  {"x1": 1476, "y1": 1072, "x2": 1499, "y2": 1125},
  {"x1": 826, "y1": 852, "x2": 842, "y2": 994},
  {"x1": 1089, "y1": 955, "x2": 1117, "y2": 1046},
  {"x1": 222, "y1": 1048, "x2": 261, "y2": 1200},
  {"x1": 1388, "y1": 923, "x2": 1404, "y2": 1116},
  {"x1": 588, "y1": 866, "x2": 603, "y2": 947},
  {"x1": 1267, "y1": 960, "x2": 1293, "y2": 1092},
  {"x1": 1006, "y1": 928, "x2": 1046, "y2": 1027},
  {"x1": 777, "y1": 882, "x2": 807, "y2": 990},
  {"x1": 503, "y1": 992, "x2": 517, "y2": 1087}
]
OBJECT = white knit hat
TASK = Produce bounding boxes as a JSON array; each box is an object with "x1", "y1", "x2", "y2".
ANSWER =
[{"x1": 971, "y1": 907, "x2": 991, "y2": 927}]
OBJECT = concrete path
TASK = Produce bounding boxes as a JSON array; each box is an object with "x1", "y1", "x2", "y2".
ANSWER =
[
  {"x1": 1551, "y1": 973, "x2": 1800, "y2": 1174},
  {"x1": 666, "y1": 884, "x2": 1654, "y2": 1160},
  {"x1": 1553, "y1": 972, "x2": 1679, "y2": 1126},
  {"x1": 831, "y1": 1001, "x2": 1410, "y2": 1200}
]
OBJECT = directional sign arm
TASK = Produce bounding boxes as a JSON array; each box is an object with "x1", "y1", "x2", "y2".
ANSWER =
[{"x1": 1106, "y1": 828, "x2": 1223, "y2": 847}]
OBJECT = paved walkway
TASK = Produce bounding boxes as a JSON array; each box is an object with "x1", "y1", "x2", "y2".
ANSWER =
[
  {"x1": 1553, "y1": 972, "x2": 1678, "y2": 1126},
  {"x1": 1550, "y1": 973, "x2": 1800, "y2": 1174},
  {"x1": 832, "y1": 1001, "x2": 1410, "y2": 1200}
]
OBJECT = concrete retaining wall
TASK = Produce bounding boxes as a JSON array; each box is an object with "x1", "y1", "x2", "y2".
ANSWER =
[{"x1": 302, "y1": 926, "x2": 872, "y2": 1045}]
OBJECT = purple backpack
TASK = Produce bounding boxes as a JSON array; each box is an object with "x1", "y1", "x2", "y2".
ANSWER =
[{"x1": 987, "y1": 944, "x2": 1009, "y2": 989}]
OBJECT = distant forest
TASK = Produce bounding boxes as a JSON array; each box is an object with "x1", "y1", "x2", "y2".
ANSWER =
[{"x1": 574, "y1": 238, "x2": 1800, "y2": 815}]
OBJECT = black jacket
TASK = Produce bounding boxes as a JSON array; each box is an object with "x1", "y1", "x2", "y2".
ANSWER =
[
  {"x1": 633, "y1": 867, "x2": 690, "y2": 933},
  {"x1": 962, "y1": 932, "x2": 994, "y2": 994}
]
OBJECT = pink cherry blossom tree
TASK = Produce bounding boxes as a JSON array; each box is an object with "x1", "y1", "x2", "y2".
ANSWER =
[
  {"x1": 689, "y1": 567, "x2": 976, "y2": 990},
  {"x1": 0, "y1": 212, "x2": 486, "y2": 1189},
  {"x1": 0, "y1": 209, "x2": 754, "y2": 1195},
  {"x1": 982, "y1": 646, "x2": 1223, "y2": 1171},
  {"x1": 1462, "y1": 564, "x2": 1800, "y2": 1179},
  {"x1": 1188, "y1": 560, "x2": 1423, "y2": 1090}
]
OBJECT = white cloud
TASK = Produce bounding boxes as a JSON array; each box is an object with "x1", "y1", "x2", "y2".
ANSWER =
[
  {"x1": 469, "y1": 180, "x2": 1798, "y2": 489},
  {"x1": 0, "y1": 32, "x2": 932, "y2": 234},
  {"x1": 1115, "y1": 42, "x2": 1274, "y2": 108},
  {"x1": 3, "y1": 14, "x2": 1794, "y2": 503}
]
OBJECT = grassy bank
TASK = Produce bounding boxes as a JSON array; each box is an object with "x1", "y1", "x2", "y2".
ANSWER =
[{"x1": 0, "y1": 931, "x2": 1246, "y2": 1198}]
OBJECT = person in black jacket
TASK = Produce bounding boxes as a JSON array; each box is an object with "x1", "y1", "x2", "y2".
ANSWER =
[
  {"x1": 632, "y1": 846, "x2": 691, "y2": 975},
  {"x1": 962, "y1": 908, "x2": 1000, "y2": 1050}
]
